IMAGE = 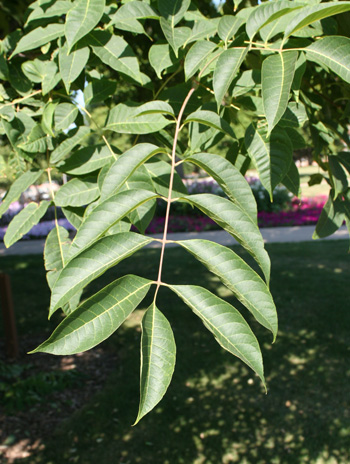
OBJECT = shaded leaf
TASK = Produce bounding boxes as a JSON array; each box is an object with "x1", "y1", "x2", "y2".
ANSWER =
[
  {"x1": 54, "y1": 103, "x2": 78, "y2": 132},
  {"x1": 158, "y1": 0, "x2": 191, "y2": 26},
  {"x1": 18, "y1": 124, "x2": 47, "y2": 153},
  {"x1": 145, "y1": 160, "x2": 187, "y2": 199},
  {"x1": 160, "y1": 18, "x2": 191, "y2": 57},
  {"x1": 51, "y1": 126, "x2": 90, "y2": 164},
  {"x1": 135, "y1": 303, "x2": 176, "y2": 424},
  {"x1": 218, "y1": 15, "x2": 244, "y2": 44},
  {"x1": 59, "y1": 42, "x2": 90, "y2": 94},
  {"x1": 184, "y1": 110, "x2": 236, "y2": 138},
  {"x1": 313, "y1": 194, "x2": 345, "y2": 239},
  {"x1": 109, "y1": 1, "x2": 159, "y2": 35},
  {"x1": 59, "y1": 145, "x2": 115, "y2": 176},
  {"x1": 282, "y1": 161, "x2": 301, "y2": 197},
  {"x1": 10, "y1": 24, "x2": 65, "y2": 58},
  {"x1": 185, "y1": 40, "x2": 217, "y2": 81},
  {"x1": 149, "y1": 43, "x2": 178, "y2": 79},
  {"x1": 170, "y1": 284, "x2": 265, "y2": 385}
]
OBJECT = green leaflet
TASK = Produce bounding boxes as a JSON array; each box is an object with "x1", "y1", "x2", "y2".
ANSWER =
[
  {"x1": 58, "y1": 145, "x2": 115, "y2": 176},
  {"x1": 4, "y1": 201, "x2": 50, "y2": 248},
  {"x1": 179, "y1": 239, "x2": 277, "y2": 338},
  {"x1": 218, "y1": 15, "x2": 244, "y2": 45},
  {"x1": 84, "y1": 78, "x2": 117, "y2": 106},
  {"x1": 305, "y1": 36, "x2": 350, "y2": 84},
  {"x1": 329, "y1": 156, "x2": 348, "y2": 199},
  {"x1": 282, "y1": 161, "x2": 301, "y2": 197},
  {"x1": 105, "y1": 103, "x2": 173, "y2": 134},
  {"x1": 26, "y1": 1, "x2": 72, "y2": 24},
  {"x1": 54, "y1": 176, "x2": 100, "y2": 207},
  {"x1": 69, "y1": 189, "x2": 158, "y2": 259},
  {"x1": 279, "y1": 102, "x2": 308, "y2": 129},
  {"x1": 149, "y1": 43, "x2": 178, "y2": 79},
  {"x1": 170, "y1": 284, "x2": 265, "y2": 386},
  {"x1": 184, "y1": 40, "x2": 217, "y2": 81},
  {"x1": 262, "y1": 51, "x2": 298, "y2": 133},
  {"x1": 158, "y1": 0, "x2": 191, "y2": 27},
  {"x1": 50, "y1": 232, "x2": 153, "y2": 314},
  {"x1": 50, "y1": 126, "x2": 91, "y2": 164},
  {"x1": 245, "y1": 123, "x2": 293, "y2": 199},
  {"x1": 65, "y1": 0, "x2": 105, "y2": 53},
  {"x1": 0, "y1": 170, "x2": 43, "y2": 218},
  {"x1": 32, "y1": 275, "x2": 152, "y2": 354},
  {"x1": 10, "y1": 24, "x2": 65, "y2": 58},
  {"x1": 183, "y1": 110, "x2": 236, "y2": 138},
  {"x1": 145, "y1": 160, "x2": 187, "y2": 199},
  {"x1": 109, "y1": 1, "x2": 159, "y2": 35},
  {"x1": 183, "y1": 193, "x2": 270, "y2": 284},
  {"x1": 284, "y1": 2, "x2": 350, "y2": 38},
  {"x1": 313, "y1": 194, "x2": 345, "y2": 239},
  {"x1": 213, "y1": 47, "x2": 248, "y2": 109},
  {"x1": 188, "y1": 152, "x2": 257, "y2": 224},
  {"x1": 100, "y1": 143, "x2": 166, "y2": 200},
  {"x1": 246, "y1": 0, "x2": 304, "y2": 39},
  {"x1": 135, "y1": 303, "x2": 176, "y2": 424},
  {"x1": 89, "y1": 31, "x2": 143, "y2": 84},
  {"x1": 44, "y1": 226, "x2": 71, "y2": 273},
  {"x1": 160, "y1": 18, "x2": 191, "y2": 57},
  {"x1": 18, "y1": 125, "x2": 47, "y2": 153},
  {"x1": 59, "y1": 42, "x2": 90, "y2": 94},
  {"x1": 54, "y1": 103, "x2": 79, "y2": 132},
  {"x1": 42, "y1": 101, "x2": 58, "y2": 137}
]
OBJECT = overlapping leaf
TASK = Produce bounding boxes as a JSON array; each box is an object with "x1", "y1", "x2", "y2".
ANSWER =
[
  {"x1": 182, "y1": 193, "x2": 270, "y2": 283},
  {"x1": 10, "y1": 24, "x2": 65, "y2": 57},
  {"x1": 109, "y1": 1, "x2": 159, "y2": 35},
  {"x1": 170, "y1": 284, "x2": 265, "y2": 385},
  {"x1": 69, "y1": 189, "x2": 158, "y2": 259},
  {"x1": 54, "y1": 177, "x2": 100, "y2": 207},
  {"x1": 59, "y1": 42, "x2": 90, "y2": 94},
  {"x1": 58, "y1": 145, "x2": 115, "y2": 176},
  {"x1": 33, "y1": 275, "x2": 152, "y2": 354},
  {"x1": 50, "y1": 232, "x2": 153, "y2": 314},
  {"x1": 183, "y1": 110, "x2": 236, "y2": 138},
  {"x1": 51, "y1": 126, "x2": 90, "y2": 164},
  {"x1": 135, "y1": 303, "x2": 176, "y2": 424},
  {"x1": 185, "y1": 41, "x2": 217, "y2": 81}
]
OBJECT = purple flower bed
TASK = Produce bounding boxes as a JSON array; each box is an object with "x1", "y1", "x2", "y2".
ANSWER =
[{"x1": 0, "y1": 219, "x2": 75, "y2": 241}]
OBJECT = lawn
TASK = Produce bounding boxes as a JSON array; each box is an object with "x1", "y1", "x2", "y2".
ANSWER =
[{"x1": 0, "y1": 240, "x2": 350, "y2": 464}]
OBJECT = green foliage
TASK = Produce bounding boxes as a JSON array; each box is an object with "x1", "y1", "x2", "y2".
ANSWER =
[{"x1": 1, "y1": 0, "x2": 350, "y2": 422}]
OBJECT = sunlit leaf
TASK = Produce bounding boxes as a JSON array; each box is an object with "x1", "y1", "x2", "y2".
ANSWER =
[{"x1": 54, "y1": 177, "x2": 100, "y2": 207}]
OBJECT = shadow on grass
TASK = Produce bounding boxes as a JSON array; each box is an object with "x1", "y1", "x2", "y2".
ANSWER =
[{"x1": 1, "y1": 240, "x2": 350, "y2": 464}]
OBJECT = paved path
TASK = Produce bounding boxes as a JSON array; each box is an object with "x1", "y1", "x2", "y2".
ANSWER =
[{"x1": 0, "y1": 225, "x2": 348, "y2": 256}]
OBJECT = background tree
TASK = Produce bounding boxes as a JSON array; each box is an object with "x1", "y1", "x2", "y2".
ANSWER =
[{"x1": 0, "y1": 0, "x2": 350, "y2": 422}]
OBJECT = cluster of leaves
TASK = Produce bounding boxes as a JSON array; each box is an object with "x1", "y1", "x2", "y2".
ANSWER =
[{"x1": 0, "y1": 0, "x2": 350, "y2": 422}]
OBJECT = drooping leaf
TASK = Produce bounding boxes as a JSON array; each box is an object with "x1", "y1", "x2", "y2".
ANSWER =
[
  {"x1": 33, "y1": 275, "x2": 152, "y2": 353},
  {"x1": 26, "y1": 1, "x2": 72, "y2": 24},
  {"x1": 183, "y1": 193, "x2": 270, "y2": 283},
  {"x1": 59, "y1": 42, "x2": 90, "y2": 94},
  {"x1": 337, "y1": 152, "x2": 350, "y2": 174},
  {"x1": 188, "y1": 152, "x2": 257, "y2": 223},
  {"x1": 89, "y1": 31, "x2": 143, "y2": 84},
  {"x1": 54, "y1": 176, "x2": 100, "y2": 207},
  {"x1": 65, "y1": 0, "x2": 105, "y2": 53},
  {"x1": 62, "y1": 206, "x2": 85, "y2": 230},
  {"x1": 59, "y1": 145, "x2": 115, "y2": 176},
  {"x1": 149, "y1": 43, "x2": 178, "y2": 79},
  {"x1": 0, "y1": 170, "x2": 43, "y2": 218},
  {"x1": 135, "y1": 303, "x2": 176, "y2": 424},
  {"x1": 10, "y1": 24, "x2": 65, "y2": 58},
  {"x1": 160, "y1": 18, "x2": 191, "y2": 57},
  {"x1": 262, "y1": 51, "x2": 298, "y2": 133},
  {"x1": 84, "y1": 77, "x2": 117, "y2": 106},
  {"x1": 305, "y1": 36, "x2": 350, "y2": 84},
  {"x1": 179, "y1": 240, "x2": 277, "y2": 338},
  {"x1": 105, "y1": 104, "x2": 172, "y2": 134},
  {"x1": 18, "y1": 124, "x2": 47, "y2": 153},
  {"x1": 69, "y1": 189, "x2": 158, "y2": 258},
  {"x1": 50, "y1": 126, "x2": 91, "y2": 164},
  {"x1": 279, "y1": 102, "x2": 308, "y2": 128},
  {"x1": 170, "y1": 284, "x2": 265, "y2": 385},
  {"x1": 329, "y1": 156, "x2": 348, "y2": 199},
  {"x1": 246, "y1": 0, "x2": 304, "y2": 39},
  {"x1": 313, "y1": 194, "x2": 345, "y2": 239},
  {"x1": 213, "y1": 47, "x2": 248, "y2": 108},
  {"x1": 218, "y1": 15, "x2": 244, "y2": 45},
  {"x1": 145, "y1": 160, "x2": 187, "y2": 199},
  {"x1": 42, "y1": 101, "x2": 58, "y2": 137},
  {"x1": 109, "y1": 1, "x2": 159, "y2": 35},
  {"x1": 44, "y1": 225, "x2": 71, "y2": 272},
  {"x1": 284, "y1": 2, "x2": 350, "y2": 39},
  {"x1": 245, "y1": 123, "x2": 293, "y2": 199},
  {"x1": 183, "y1": 110, "x2": 236, "y2": 138},
  {"x1": 50, "y1": 232, "x2": 153, "y2": 313},
  {"x1": 282, "y1": 161, "x2": 301, "y2": 197},
  {"x1": 4, "y1": 201, "x2": 50, "y2": 248},
  {"x1": 100, "y1": 143, "x2": 165, "y2": 200},
  {"x1": 158, "y1": 0, "x2": 191, "y2": 26},
  {"x1": 184, "y1": 40, "x2": 217, "y2": 81},
  {"x1": 54, "y1": 103, "x2": 78, "y2": 132}
]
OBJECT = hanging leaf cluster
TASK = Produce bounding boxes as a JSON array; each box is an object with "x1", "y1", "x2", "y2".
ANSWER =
[{"x1": 1, "y1": 0, "x2": 350, "y2": 422}]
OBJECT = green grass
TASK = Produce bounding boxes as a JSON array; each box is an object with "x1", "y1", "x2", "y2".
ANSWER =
[{"x1": 1, "y1": 240, "x2": 350, "y2": 464}]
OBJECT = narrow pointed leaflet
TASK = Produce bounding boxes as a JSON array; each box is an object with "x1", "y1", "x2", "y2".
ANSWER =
[
  {"x1": 262, "y1": 51, "x2": 298, "y2": 133},
  {"x1": 135, "y1": 303, "x2": 176, "y2": 424},
  {"x1": 50, "y1": 233, "x2": 153, "y2": 315},
  {"x1": 170, "y1": 285, "x2": 265, "y2": 386},
  {"x1": 33, "y1": 275, "x2": 152, "y2": 355}
]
